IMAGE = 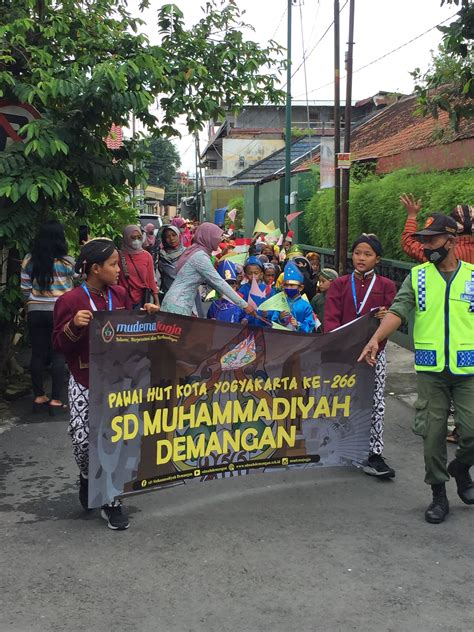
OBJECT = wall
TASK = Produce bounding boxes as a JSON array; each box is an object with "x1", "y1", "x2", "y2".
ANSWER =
[
  {"x1": 204, "y1": 187, "x2": 244, "y2": 223},
  {"x1": 221, "y1": 138, "x2": 284, "y2": 177},
  {"x1": 243, "y1": 172, "x2": 317, "y2": 239},
  {"x1": 377, "y1": 138, "x2": 474, "y2": 174}
]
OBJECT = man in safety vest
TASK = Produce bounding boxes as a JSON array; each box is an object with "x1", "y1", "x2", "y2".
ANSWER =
[{"x1": 358, "y1": 213, "x2": 474, "y2": 524}]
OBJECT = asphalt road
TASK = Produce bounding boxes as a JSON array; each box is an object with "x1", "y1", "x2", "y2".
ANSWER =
[{"x1": 1, "y1": 382, "x2": 473, "y2": 632}]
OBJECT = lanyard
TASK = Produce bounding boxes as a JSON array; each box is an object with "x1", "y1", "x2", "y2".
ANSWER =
[
  {"x1": 82, "y1": 283, "x2": 113, "y2": 312},
  {"x1": 351, "y1": 272, "x2": 376, "y2": 316}
]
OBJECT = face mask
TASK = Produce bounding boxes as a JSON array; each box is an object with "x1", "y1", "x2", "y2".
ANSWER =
[
  {"x1": 284, "y1": 287, "x2": 300, "y2": 299},
  {"x1": 131, "y1": 239, "x2": 142, "y2": 250},
  {"x1": 423, "y1": 239, "x2": 449, "y2": 265}
]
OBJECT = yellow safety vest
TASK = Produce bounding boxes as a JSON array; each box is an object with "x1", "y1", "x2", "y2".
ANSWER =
[{"x1": 411, "y1": 261, "x2": 474, "y2": 375}]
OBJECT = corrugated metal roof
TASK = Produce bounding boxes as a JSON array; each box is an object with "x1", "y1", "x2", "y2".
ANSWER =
[{"x1": 230, "y1": 136, "x2": 320, "y2": 185}]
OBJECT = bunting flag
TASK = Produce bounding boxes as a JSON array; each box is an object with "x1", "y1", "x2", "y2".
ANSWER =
[
  {"x1": 249, "y1": 278, "x2": 267, "y2": 302},
  {"x1": 286, "y1": 211, "x2": 304, "y2": 225},
  {"x1": 266, "y1": 220, "x2": 276, "y2": 231},
  {"x1": 276, "y1": 234, "x2": 284, "y2": 247},
  {"x1": 266, "y1": 228, "x2": 282, "y2": 240},
  {"x1": 227, "y1": 208, "x2": 237, "y2": 221},
  {"x1": 223, "y1": 252, "x2": 247, "y2": 265},
  {"x1": 253, "y1": 218, "x2": 271, "y2": 234},
  {"x1": 258, "y1": 292, "x2": 290, "y2": 312}
]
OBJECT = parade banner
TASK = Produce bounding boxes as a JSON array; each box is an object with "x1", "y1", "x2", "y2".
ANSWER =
[{"x1": 88, "y1": 312, "x2": 379, "y2": 507}]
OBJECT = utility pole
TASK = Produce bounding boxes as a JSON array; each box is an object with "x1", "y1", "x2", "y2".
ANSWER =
[
  {"x1": 194, "y1": 132, "x2": 200, "y2": 220},
  {"x1": 333, "y1": 0, "x2": 341, "y2": 269},
  {"x1": 339, "y1": 0, "x2": 355, "y2": 274},
  {"x1": 283, "y1": 0, "x2": 294, "y2": 231}
]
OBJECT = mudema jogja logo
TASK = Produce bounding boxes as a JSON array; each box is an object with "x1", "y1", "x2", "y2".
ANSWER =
[{"x1": 101, "y1": 320, "x2": 115, "y2": 343}]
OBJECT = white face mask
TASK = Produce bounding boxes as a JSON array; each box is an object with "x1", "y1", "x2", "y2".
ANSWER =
[{"x1": 131, "y1": 239, "x2": 142, "y2": 250}]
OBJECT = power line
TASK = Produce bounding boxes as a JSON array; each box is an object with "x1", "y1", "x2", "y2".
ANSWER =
[
  {"x1": 294, "y1": 12, "x2": 458, "y2": 98},
  {"x1": 270, "y1": 3, "x2": 288, "y2": 41},
  {"x1": 290, "y1": 0, "x2": 349, "y2": 81}
]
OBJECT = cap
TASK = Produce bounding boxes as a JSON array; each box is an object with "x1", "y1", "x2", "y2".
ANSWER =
[
  {"x1": 217, "y1": 259, "x2": 238, "y2": 281},
  {"x1": 283, "y1": 261, "x2": 304, "y2": 285},
  {"x1": 244, "y1": 255, "x2": 264, "y2": 270},
  {"x1": 450, "y1": 205, "x2": 473, "y2": 235},
  {"x1": 319, "y1": 268, "x2": 338, "y2": 281},
  {"x1": 413, "y1": 213, "x2": 458, "y2": 238}
]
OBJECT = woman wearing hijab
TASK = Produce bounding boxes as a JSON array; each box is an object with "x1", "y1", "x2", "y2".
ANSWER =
[
  {"x1": 161, "y1": 222, "x2": 254, "y2": 317},
  {"x1": 143, "y1": 223, "x2": 158, "y2": 260},
  {"x1": 171, "y1": 216, "x2": 193, "y2": 247},
  {"x1": 118, "y1": 225, "x2": 159, "y2": 309},
  {"x1": 157, "y1": 225, "x2": 186, "y2": 297}
]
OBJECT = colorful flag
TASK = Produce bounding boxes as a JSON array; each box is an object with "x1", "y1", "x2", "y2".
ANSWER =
[
  {"x1": 249, "y1": 277, "x2": 267, "y2": 301},
  {"x1": 286, "y1": 211, "x2": 304, "y2": 225},
  {"x1": 253, "y1": 219, "x2": 270, "y2": 234},
  {"x1": 258, "y1": 292, "x2": 290, "y2": 312}
]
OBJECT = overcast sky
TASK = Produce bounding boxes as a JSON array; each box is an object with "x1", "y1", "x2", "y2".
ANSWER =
[{"x1": 128, "y1": 0, "x2": 456, "y2": 172}]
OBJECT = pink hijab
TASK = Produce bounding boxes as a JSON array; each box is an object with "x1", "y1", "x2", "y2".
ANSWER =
[
  {"x1": 144, "y1": 223, "x2": 156, "y2": 247},
  {"x1": 121, "y1": 225, "x2": 144, "y2": 255},
  {"x1": 175, "y1": 222, "x2": 223, "y2": 273},
  {"x1": 171, "y1": 217, "x2": 186, "y2": 229}
]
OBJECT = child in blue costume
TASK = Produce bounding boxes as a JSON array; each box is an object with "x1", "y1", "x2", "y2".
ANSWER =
[
  {"x1": 272, "y1": 262, "x2": 315, "y2": 333},
  {"x1": 207, "y1": 260, "x2": 246, "y2": 324},
  {"x1": 239, "y1": 256, "x2": 275, "y2": 327}
]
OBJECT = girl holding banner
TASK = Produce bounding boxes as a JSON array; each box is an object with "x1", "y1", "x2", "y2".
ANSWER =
[
  {"x1": 53, "y1": 238, "x2": 159, "y2": 531},
  {"x1": 324, "y1": 234, "x2": 397, "y2": 479}
]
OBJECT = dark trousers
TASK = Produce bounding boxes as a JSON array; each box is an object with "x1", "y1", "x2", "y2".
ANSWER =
[
  {"x1": 414, "y1": 371, "x2": 474, "y2": 485},
  {"x1": 27, "y1": 310, "x2": 65, "y2": 400}
]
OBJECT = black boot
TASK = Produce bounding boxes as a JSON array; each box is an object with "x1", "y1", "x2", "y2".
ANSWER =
[
  {"x1": 448, "y1": 458, "x2": 474, "y2": 505},
  {"x1": 78, "y1": 474, "x2": 90, "y2": 510},
  {"x1": 425, "y1": 484, "x2": 449, "y2": 524}
]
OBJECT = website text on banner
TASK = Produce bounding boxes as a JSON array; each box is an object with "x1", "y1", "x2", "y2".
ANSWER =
[{"x1": 87, "y1": 313, "x2": 379, "y2": 507}]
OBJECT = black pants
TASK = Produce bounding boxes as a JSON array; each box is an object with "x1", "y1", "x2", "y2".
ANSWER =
[{"x1": 27, "y1": 311, "x2": 65, "y2": 400}]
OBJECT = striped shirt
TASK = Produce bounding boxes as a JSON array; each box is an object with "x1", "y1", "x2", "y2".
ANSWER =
[
  {"x1": 21, "y1": 254, "x2": 75, "y2": 311},
  {"x1": 401, "y1": 217, "x2": 474, "y2": 264}
]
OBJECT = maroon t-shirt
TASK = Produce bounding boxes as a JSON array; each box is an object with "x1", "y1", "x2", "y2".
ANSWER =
[{"x1": 53, "y1": 285, "x2": 131, "y2": 388}]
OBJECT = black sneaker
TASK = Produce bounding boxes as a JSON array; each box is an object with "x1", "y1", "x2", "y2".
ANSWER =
[
  {"x1": 101, "y1": 501, "x2": 129, "y2": 530},
  {"x1": 78, "y1": 474, "x2": 90, "y2": 510},
  {"x1": 362, "y1": 454, "x2": 395, "y2": 478}
]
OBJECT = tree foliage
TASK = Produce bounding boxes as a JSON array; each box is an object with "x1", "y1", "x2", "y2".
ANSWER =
[
  {"x1": 412, "y1": 0, "x2": 473, "y2": 129},
  {"x1": 0, "y1": 0, "x2": 284, "y2": 382},
  {"x1": 304, "y1": 168, "x2": 474, "y2": 260},
  {"x1": 142, "y1": 137, "x2": 181, "y2": 191}
]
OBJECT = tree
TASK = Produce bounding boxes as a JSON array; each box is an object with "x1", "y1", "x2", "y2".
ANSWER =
[
  {"x1": 0, "y1": 0, "x2": 284, "y2": 386},
  {"x1": 412, "y1": 0, "x2": 473, "y2": 129},
  {"x1": 142, "y1": 137, "x2": 181, "y2": 190}
]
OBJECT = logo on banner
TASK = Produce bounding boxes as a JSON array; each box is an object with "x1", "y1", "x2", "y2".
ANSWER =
[{"x1": 102, "y1": 321, "x2": 115, "y2": 343}]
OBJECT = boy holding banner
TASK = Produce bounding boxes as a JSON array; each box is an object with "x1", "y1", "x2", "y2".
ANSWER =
[{"x1": 324, "y1": 234, "x2": 397, "y2": 479}]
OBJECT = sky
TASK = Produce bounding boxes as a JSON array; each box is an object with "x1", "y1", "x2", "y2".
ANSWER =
[{"x1": 128, "y1": 0, "x2": 456, "y2": 173}]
